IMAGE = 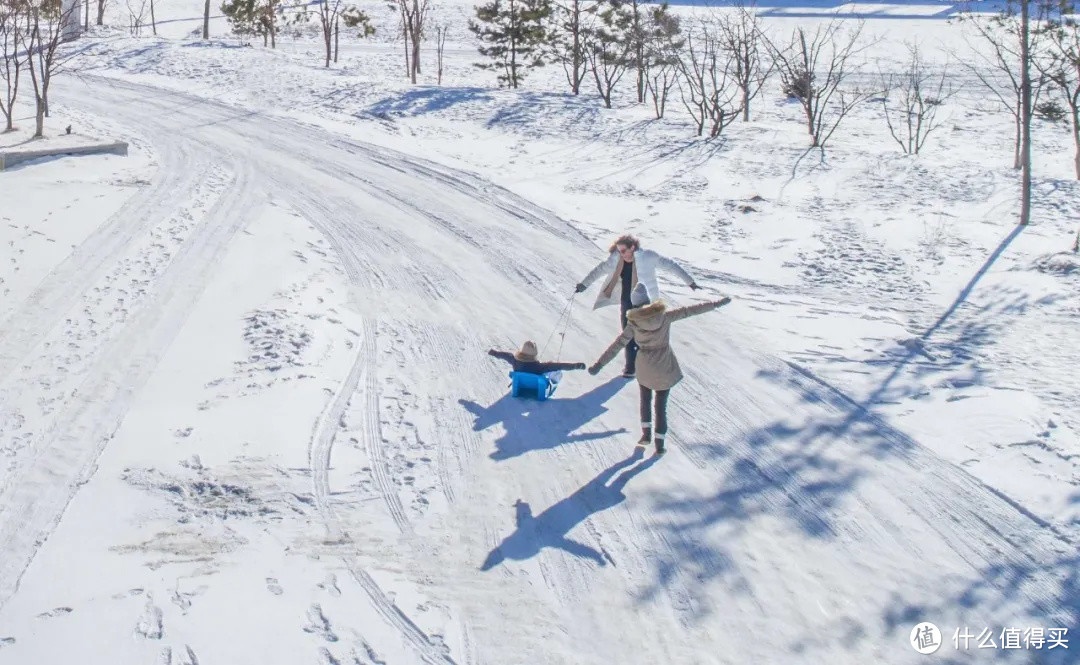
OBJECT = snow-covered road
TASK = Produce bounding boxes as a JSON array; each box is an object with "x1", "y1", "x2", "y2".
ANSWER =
[{"x1": 0, "y1": 77, "x2": 1075, "y2": 664}]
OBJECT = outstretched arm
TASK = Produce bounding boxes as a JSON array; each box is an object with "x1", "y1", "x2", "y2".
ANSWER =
[
  {"x1": 534, "y1": 361, "x2": 588, "y2": 373},
  {"x1": 488, "y1": 349, "x2": 515, "y2": 365},
  {"x1": 667, "y1": 297, "x2": 731, "y2": 322},
  {"x1": 655, "y1": 252, "x2": 696, "y2": 286},
  {"x1": 589, "y1": 327, "x2": 634, "y2": 374},
  {"x1": 578, "y1": 252, "x2": 617, "y2": 290}
]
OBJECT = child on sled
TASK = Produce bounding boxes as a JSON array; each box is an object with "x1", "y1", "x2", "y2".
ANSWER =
[{"x1": 488, "y1": 341, "x2": 587, "y2": 374}]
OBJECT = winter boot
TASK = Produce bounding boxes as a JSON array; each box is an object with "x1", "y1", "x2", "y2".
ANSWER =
[
  {"x1": 654, "y1": 434, "x2": 666, "y2": 455},
  {"x1": 637, "y1": 427, "x2": 651, "y2": 447}
]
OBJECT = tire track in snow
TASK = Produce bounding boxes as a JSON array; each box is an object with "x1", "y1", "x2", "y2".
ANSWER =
[
  {"x1": 359, "y1": 318, "x2": 411, "y2": 534},
  {"x1": 0, "y1": 157, "x2": 258, "y2": 609},
  {"x1": 306, "y1": 329, "x2": 458, "y2": 665},
  {"x1": 0, "y1": 136, "x2": 204, "y2": 380},
  {"x1": 276, "y1": 188, "x2": 413, "y2": 534}
]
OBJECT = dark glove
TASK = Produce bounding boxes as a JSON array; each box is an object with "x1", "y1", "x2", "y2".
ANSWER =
[
  {"x1": 575, "y1": 363, "x2": 587, "y2": 370},
  {"x1": 574, "y1": 283, "x2": 587, "y2": 293},
  {"x1": 689, "y1": 282, "x2": 702, "y2": 291},
  {"x1": 588, "y1": 364, "x2": 600, "y2": 376}
]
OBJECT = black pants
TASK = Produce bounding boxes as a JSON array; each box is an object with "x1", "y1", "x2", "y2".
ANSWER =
[
  {"x1": 639, "y1": 385, "x2": 670, "y2": 435},
  {"x1": 620, "y1": 305, "x2": 639, "y2": 373}
]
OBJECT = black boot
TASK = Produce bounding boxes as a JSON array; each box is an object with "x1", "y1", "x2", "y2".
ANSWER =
[
  {"x1": 637, "y1": 427, "x2": 651, "y2": 446},
  {"x1": 654, "y1": 434, "x2": 666, "y2": 455}
]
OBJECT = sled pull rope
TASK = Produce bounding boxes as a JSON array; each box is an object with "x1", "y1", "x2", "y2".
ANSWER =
[
  {"x1": 540, "y1": 293, "x2": 576, "y2": 361},
  {"x1": 555, "y1": 296, "x2": 575, "y2": 362}
]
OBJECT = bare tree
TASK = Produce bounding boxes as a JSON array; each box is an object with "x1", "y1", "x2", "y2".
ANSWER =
[
  {"x1": 203, "y1": 0, "x2": 210, "y2": 37},
  {"x1": 879, "y1": 42, "x2": 958, "y2": 154},
  {"x1": 95, "y1": 0, "x2": 104, "y2": 24},
  {"x1": 388, "y1": 0, "x2": 429, "y2": 83},
  {"x1": 1, "y1": 0, "x2": 25, "y2": 132},
  {"x1": 1037, "y1": 15, "x2": 1080, "y2": 179},
  {"x1": 545, "y1": 0, "x2": 596, "y2": 94},
  {"x1": 21, "y1": 0, "x2": 79, "y2": 137},
  {"x1": 126, "y1": 0, "x2": 148, "y2": 35},
  {"x1": 587, "y1": 0, "x2": 631, "y2": 108},
  {"x1": 435, "y1": 22, "x2": 447, "y2": 84},
  {"x1": 956, "y1": 7, "x2": 1051, "y2": 170},
  {"x1": 677, "y1": 18, "x2": 742, "y2": 137},
  {"x1": 763, "y1": 20, "x2": 877, "y2": 150},
  {"x1": 717, "y1": 3, "x2": 773, "y2": 121},
  {"x1": 316, "y1": 0, "x2": 341, "y2": 66}
]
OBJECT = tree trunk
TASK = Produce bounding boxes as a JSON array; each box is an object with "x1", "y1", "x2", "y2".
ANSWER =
[
  {"x1": 1071, "y1": 101, "x2": 1080, "y2": 180},
  {"x1": 410, "y1": 0, "x2": 421, "y2": 77},
  {"x1": 203, "y1": 0, "x2": 210, "y2": 37},
  {"x1": 509, "y1": 13, "x2": 517, "y2": 89},
  {"x1": 403, "y1": 27, "x2": 410, "y2": 79},
  {"x1": 742, "y1": 84, "x2": 750, "y2": 121},
  {"x1": 85, "y1": 0, "x2": 89, "y2": 31},
  {"x1": 334, "y1": 19, "x2": 338, "y2": 63},
  {"x1": 270, "y1": 1, "x2": 276, "y2": 49},
  {"x1": 412, "y1": 37, "x2": 420, "y2": 80},
  {"x1": 324, "y1": 18, "x2": 331, "y2": 67},
  {"x1": 1019, "y1": 0, "x2": 1032, "y2": 226},
  {"x1": 571, "y1": 1, "x2": 580, "y2": 94},
  {"x1": 1013, "y1": 111, "x2": 1021, "y2": 169},
  {"x1": 35, "y1": 97, "x2": 44, "y2": 137},
  {"x1": 150, "y1": 0, "x2": 156, "y2": 35},
  {"x1": 97, "y1": 0, "x2": 105, "y2": 25}
]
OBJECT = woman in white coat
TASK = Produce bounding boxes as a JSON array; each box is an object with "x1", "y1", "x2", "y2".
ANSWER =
[{"x1": 575, "y1": 234, "x2": 701, "y2": 377}]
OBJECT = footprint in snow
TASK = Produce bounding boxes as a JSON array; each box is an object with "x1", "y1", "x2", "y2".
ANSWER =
[
  {"x1": 136, "y1": 598, "x2": 164, "y2": 640},
  {"x1": 266, "y1": 578, "x2": 284, "y2": 596},
  {"x1": 36, "y1": 607, "x2": 73, "y2": 619},
  {"x1": 317, "y1": 574, "x2": 341, "y2": 597},
  {"x1": 318, "y1": 647, "x2": 342, "y2": 665},
  {"x1": 0, "y1": 637, "x2": 14, "y2": 648},
  {"x1": 303, "y1": 604, "x2": 338, "y2": 643}
]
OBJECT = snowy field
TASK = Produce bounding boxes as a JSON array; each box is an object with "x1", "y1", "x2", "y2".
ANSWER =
[{"x1": 2, "y1": 0, "x2": 1080, "y2": 663}]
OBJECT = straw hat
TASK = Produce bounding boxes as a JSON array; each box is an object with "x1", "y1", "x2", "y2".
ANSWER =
[{"x1": 514, "y1": 340, "x2": 539, "y2": 362}]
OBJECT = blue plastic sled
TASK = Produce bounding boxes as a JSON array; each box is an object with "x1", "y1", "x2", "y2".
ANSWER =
[{"x1": 509, "y1": 371, "x2": 563, "y2": 401}]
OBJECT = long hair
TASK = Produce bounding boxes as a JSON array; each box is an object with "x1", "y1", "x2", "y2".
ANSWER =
[{"x1": 608, "y1": 234, "x2": 641, "y2": 253}]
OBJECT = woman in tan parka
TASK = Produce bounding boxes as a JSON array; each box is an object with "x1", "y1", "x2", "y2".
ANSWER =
[{"x1": 588, "y1": 283, "x2": 730, "y2": 455}]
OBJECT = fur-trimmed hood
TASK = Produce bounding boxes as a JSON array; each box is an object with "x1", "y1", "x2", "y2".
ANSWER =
[{"x1": 626, "y1": 301, "x2": 667, "y2": 331}]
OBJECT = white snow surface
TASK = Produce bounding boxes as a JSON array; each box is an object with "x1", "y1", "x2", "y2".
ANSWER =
[{"x1": 2, "y1": 0, "x2": 1080, "y2": 663}]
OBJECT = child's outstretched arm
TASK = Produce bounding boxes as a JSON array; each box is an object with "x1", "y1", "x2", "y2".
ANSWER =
[
  {"x1": 588, "y1": 327, "x2": 634, "y2": 375},
  {"x1": 667, "y1": 297, "x2": 732, "y2": 323},
  {"x1": 488, "y1": 349, "x2": 515, "y2": 365},
  {"x1": 535, "y1": 361, "x2": 588, "y2": 373}
]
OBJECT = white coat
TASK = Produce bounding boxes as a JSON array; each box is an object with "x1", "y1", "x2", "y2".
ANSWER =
[{"x1": 579, "y1": 249, "x2": 695, "y2": 310}]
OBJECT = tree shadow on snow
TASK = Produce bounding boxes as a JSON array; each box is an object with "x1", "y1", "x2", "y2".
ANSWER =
[
  {"x1": 480, "y1": 448, "x2": 659, "y2": 571},
  {"x1": 458, "y1": 377, "x2": 628, "y2": 461},
  {"x1": 633, "y1": 223, "x2": 1074, "y2": 639},
  {"x1": 366, "y1": 87, "x2": 493, "y2": 117}
]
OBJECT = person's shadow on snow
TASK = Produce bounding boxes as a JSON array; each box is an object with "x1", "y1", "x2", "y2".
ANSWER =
[
  {"x1": 458, "y1": 377, "x2": 628, "y2": 461},
  {"x1": 480, "y1": 449, "x2": 659, "y2": 571}
]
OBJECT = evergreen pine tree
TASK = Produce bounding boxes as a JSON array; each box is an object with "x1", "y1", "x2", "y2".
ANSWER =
[
  {"x1": 470, "y1": 0, "x2": 551, "y2": 88},
  {"x1": 587, "y1": 0, "x2": 632, "y2": 107}
]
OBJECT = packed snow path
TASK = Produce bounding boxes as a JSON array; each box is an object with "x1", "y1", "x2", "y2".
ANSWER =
[{"x1": 0, "y1": 77, "x2": 1076, "y2": 664}]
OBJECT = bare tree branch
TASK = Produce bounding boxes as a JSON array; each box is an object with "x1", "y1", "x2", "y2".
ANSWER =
[{"x1": 879, "y1": 42, "x2": 959, "y2": 154}]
